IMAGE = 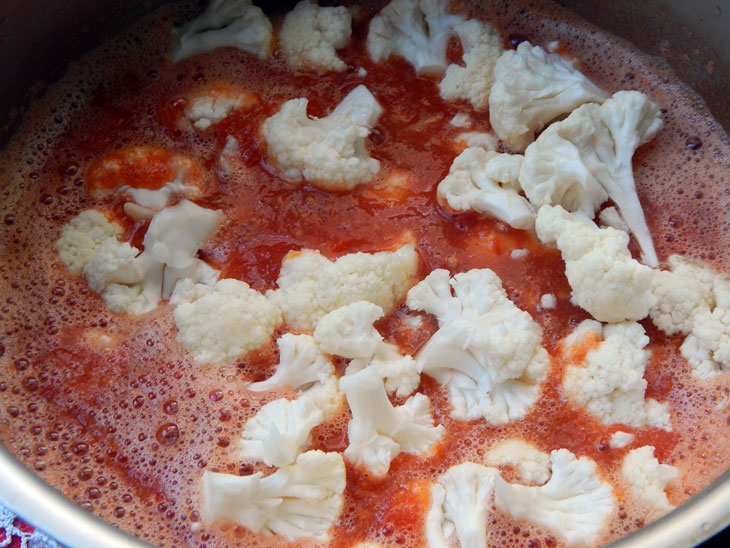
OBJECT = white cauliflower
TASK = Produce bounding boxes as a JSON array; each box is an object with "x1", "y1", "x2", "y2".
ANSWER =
[
  {"x1": 240, "y1": 397, "x2": 323, "y2": 467},
  {"x1": 425, "y1": 463, "x2": 497, "y2": 548},
  {"x1": 173, "y1": 278, "x2": 282, "y2": 364},
  {"x1": 280, "y1": 1, "x2": 352, "y2": 72},
  {"x1": 540, "y1": 293, "x2": 557, "y2": 309},
  {"x1": 183, "y1": 84, "x2": 260, "y2": 131},
  {"x1": 339, "y1": 365, "x2": 443, "y2": 478},
  {"x1": 489, "y1": 42, "x2": 607, "y2": 152},
  {"x1": 495, "y1": 449, "x2": 615, "y2": 546},
  {"x1": 266, "y1": 243, "x2": 418, "y2": 330},
  {"x1": 599, "y1": 206, "x2": 629, "y2": 233},
  {"x1": 262, "y1": 85, "x2": 383, "y2": 190},
  {"x1": 406, "y1": 268, "x2": 549, "y2": 425},
  {"x1": 83, "y1": 200, "x2": 224, "y2": 314},
  {"x1": 57, "y1": 210, "x2": 123, "y2": 275},
  {"x1": 438, "y1": 19, "x2": 504, "y2": 109},
  {"x1": 681, "y1": 309, "x2": 730, "y2": 379},
  {"x1": 172, "y1": 0, "x2": 272, "y2": 62},
  {"x1": 457, "y1": 131, "x2": 498, "y2": 150},
  {"x1": 486, "y1": 439, "x2": 551, "y2": 486},
  {"x1": 315, "y1": 302, "x2": 421, "y2": 398},
  {"x1": 202, "y1": 450, "x2": 345, "y2": 541},
  {"x1": 524, "y1": 92, "x2": 663, "y2": 266},
  {"x1": 621, "y1": 446, "x2": 679, "y2": 516},
  {"x1": 437, "y1": 147, "x2": 535, "y2": 230},
  {"x1": 562, "y1": 320, "x2": 671, "y2": 430},
  {"x1": 609, "y1": 431, "x2": 635, "y2": 449},
  {"x1": 536, "y1": 205, "x2": 655, "y2": 323},
  {"x1": 366, "y1": 0, "x2": 464, "y2": 75}
]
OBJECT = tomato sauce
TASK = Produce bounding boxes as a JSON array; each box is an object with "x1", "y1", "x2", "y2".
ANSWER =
[{"x1": 2, "y1": 1, "x2": 730, "y2": 547}]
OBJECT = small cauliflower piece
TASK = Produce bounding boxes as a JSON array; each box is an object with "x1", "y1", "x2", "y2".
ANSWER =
[
  {"x1": 681, "y1": 309, "x2": 730, "y2": 379},
  {"x1": 599, "y1": 206, "x2": 629, "y2": 233},
  {"x1": 339, "y1": 365, "x2": 443, "y2": 478},
  {"x1": 489, "y1": 42, "x2": 607, "y2": 152},
  {"x1": 438, "y1": 19, "x2": 504, "y2": 109},
  {"x1": 366, "y1": 0, "x2": 464, "y2": 75},
  {"x1": 437, "y1": 147, "x2": 535, "y2": 230},
  {"x1": 621, "y1": 446, "x2": 679, "y2": 516},
  {"x1": 425, "y1": 463, "x2": 498, "y2": 548},
  {"x1": 240, "y1": 397, "x2": 323, "y2": 467},
  {"x1": 457, "y1": 131, "x2": 498, "y2": 150},
  {"x1": 540, "y1": 293, "x2": 557, "y2": 309},
  {"x1": 536, "y1": 205, "x2": 655, "y2": 323},
  {"x1": 174, "y1": 278, "x2": 282, "y2": 364},
  {"x1": 407, "y1": 269, "x2": 549, "y2": 425},
  {"x1": 183, "y1": 84, "x2": 260, "y2": 131},
  {"x1": 486, "y1": 439, "x2": 551, "y2": 486},
  {"x1": 280, "y1": 1, "x2": 352, "y2": 72},
  {"x1": 267, "y1": 243, "x2": 418, "y2": 330},
  {"x1": 562, "y1": 320, "x2": 671, "y2": 430},
  {"x1": 202, "y1": 450, "x2": 345, "y2": 541},
  {"x1": 262, "y1": 85, "x2": 383, "y2": 190},
  {"x1": 57, "y1": 210, "x2": 123, "y2": 275},
  {"x1": 449, "y1": 113, "x2": 472, "y2": 128},
  {"x1": 609, "y1": 431, "x2": 635, "y2": 449},
  {"x1": 172, "y1": 0, "x2": 272, "y2": 62},
  {"x1": 495, "y1": 449, "x2": 615, "y2": 546},
  {"x1": 524, "y1": 91, "x2": 663, "y2": 266},
  {"x1": 84, "y1": 200, "x2": 224, "y2": 314}
]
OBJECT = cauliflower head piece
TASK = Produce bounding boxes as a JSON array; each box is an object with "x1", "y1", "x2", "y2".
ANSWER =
[
  {"x1": 495, "y1": 449, "x2": 615, "y2": 546},
  {"x1": 438, "y1": 19, "x2": 504, "y2": 110},
  {"x1": 202, "y1": 450, "x2": 345, "y2": 541},
  {"x1": 407, "y1": 268, "x2": 549, "y2": 425},
  {"x1": 437, "y1": 147, "x2": 534, "y2": 230},
  {"x1": 536, "y1": 205, "x2": 655, "y2": 323},
  {"x1": 426, "y1": 463, "x2": 498, "y2": 548},
  {"x1": 172, "y1": 0, "x2": 272, "y2": 62},
  {"x1": 173, "y1": 278, "x2": 282, "y2": 364},
  {"x1": 621, "y1": 445, "x2": 679, "y2": 517},
  {"x1": 366, "y1": 0, "x2": 464, "y2": 75},
  {"x1": 262, "y1": 84, "x2": 383, "y2": 190},
  {"x1": 681, "y1": 308, "x2": 730, "y2": 379},
  {"x1": 280, "y1": 0, "x2": 352, "y2": 72},
  {"x1": 83, "y1": 200, "x2": 224, "y2": 314},
  {"x1": 266, "y1": 242, "x2": 418, "y2": 330},
  {"x1": 240, "y1": 396, "x2": 324, "y2": 467},
  {"x1": 57, "y1": 209, "x2": 123, "y2": 275},
  {"x1": 489, "y1": 42, "x2": 607, "y2": 152},
  {"x1": 486, "y1": 439, "x2": 551, "y2": 486},
  {"x1": 339, "y1": 365, "x2": 443, "y2": 478},
  {"x1": 562, "y1": 320, "x2": 671, "y2": 430}
]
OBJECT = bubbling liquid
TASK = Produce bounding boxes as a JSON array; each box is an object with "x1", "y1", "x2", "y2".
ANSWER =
[{"x1": 1, "y1": 1, "x2": 730, "y2": 547}]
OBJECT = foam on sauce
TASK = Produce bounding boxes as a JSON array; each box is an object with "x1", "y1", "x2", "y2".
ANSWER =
[{"x1": 1, "y1": 0, "x2": 730, "y2": 547}]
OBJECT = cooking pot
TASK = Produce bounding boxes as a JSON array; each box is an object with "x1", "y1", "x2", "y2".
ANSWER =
[{"x1": 1, "y1": 1, "x2": 729, "y2": 547}]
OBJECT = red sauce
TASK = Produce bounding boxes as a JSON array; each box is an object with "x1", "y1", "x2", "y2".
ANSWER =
[{"x1": 1, "y1": 1, "x2": 730, "y2": 547}]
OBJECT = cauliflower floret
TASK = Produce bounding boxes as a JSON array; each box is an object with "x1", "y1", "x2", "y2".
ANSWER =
[
  {"x1": 650, "y1": 255, "x2": 720, "y2": 336},
  {"x1": 495, "y1": 449, "x2": 615, "y2": 546},
  {"x1": 562, "y1": 320, "x2": 671, "y2": 430},
  {"x1": 609, "y1": 431, "x2": 635, "y2": 449},
  {"x1": 599, "y1": 206, "x2": 629, "y2": 233},
  {"x1": 83, "y1": 200, "x2": 224, "y2": 314},
  {"x1": 425, "y1": 463, "x2": 498, "y2": 548},
  {"x1": 437, "y1": 147, "x2": 535, "y2": 230},
  {"x1": 524, "y1": 91, "x2": 663, "y2": 266},
  {"x1": 57, "y1": 210, "x2": 123, "y2": 275},
  {"x1": 366, "y1": 0, "x2": 464, "y2": 75},
  {"x1": 240, "y1": 397, "x2": 323, "y2": 467},
  {"x1": 183, "y1": 84, "x2": 260, "y2": 131},
  {"x1": 681, "y1": 308, "x2": 730, "y2": 379},
  {"x1": 406, "y1": 269, "x2": 549, "y2": 425},
  {"x1": 315, "y1": 302, "x2": 421, "y2": 398},
  {"x1": 280, "y1": 1, "x2": 352, "y2": 72},
  {"x1": 173, "y1": 278, "x2": 282, "y2": 364},
  {"x1": 540, "y1": 293, "x2": 557, "y2": 309},
  {"x1": 536, "y1": 205, "x2": 655, "y2": 323},
  {"x1": 486, "y1": 439, "x2": 551, "y2": 486},
  {"x1": 267, "y1": 243, "x2": 418, "y2": 330},
  {"x1": 438, "y1": 19, "x2": 504, "y2": 109},
  {"x1": 489, "y1": 42, "x2": 607, "y2": 152},
  {"x1": 457, "y1": 131, "x2": 498, "y2": 150},
  {"x1": 621, "y1": 446, "x2": 679, "y2": 516},
  {"x1": 339, "y1": 365, "x2": 443, "y2": 478},
  {"x1": 449, "y1": 113, "x2": 472, "y2": 128},
  {"x1": 262, "y1": 85, "x2": 383, "y2": 190},
  {"x1": 202, "y1": 450, "x2": 345, "y2": 541},
  {"x1": 172, "y1": 0, "x2": 272, "y2": 62}
]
